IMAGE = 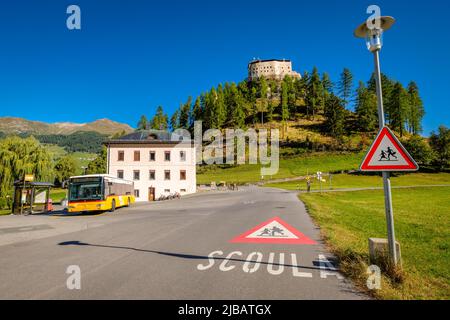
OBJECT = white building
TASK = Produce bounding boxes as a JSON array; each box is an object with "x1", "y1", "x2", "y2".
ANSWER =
[
  {"x1": 105, "y1": 130, "x2": 196, "y2": 202},
  {"x1": 248, "y1": 59, "x2": 301, "y2": 81}
]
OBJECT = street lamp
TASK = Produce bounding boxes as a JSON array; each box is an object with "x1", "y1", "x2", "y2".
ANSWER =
[
  {"x1": 354, "y1": 16, "x2": 400, "y2": 267},
  {"x1": 354, "y1": 16, "x2": 395, "y2": 52}
]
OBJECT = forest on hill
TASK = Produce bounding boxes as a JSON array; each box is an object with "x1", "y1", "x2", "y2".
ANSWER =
[
  {"x1": 136, "y1": 67, "x2": 426, "y2": 143},
  {"x1": 0, "y1": 130, "x2": 127, "y2": 154}
]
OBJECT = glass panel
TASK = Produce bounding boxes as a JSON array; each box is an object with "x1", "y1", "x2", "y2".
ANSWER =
[{"x1": 69, "y1": 178, "x2": 103, "y2": 201}]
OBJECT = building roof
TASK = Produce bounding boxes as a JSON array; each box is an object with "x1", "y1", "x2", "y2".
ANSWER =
[
  {"x1": 14, "y1": 181, "x2": 54, "y2": 187},
  {"x1": 104, "y1": 129, "x2": 192, "y2": 146},
  {"x1": 69, "y1": 174, "x2": 134, "y2": 184},
  {"x1": 248, "y1": 59, "x2": 292, "y2": 66}
]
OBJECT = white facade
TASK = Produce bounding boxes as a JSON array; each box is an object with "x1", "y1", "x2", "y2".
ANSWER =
[
  {"x1": 248, "y1": 59, "x2": 301, "y2": 81},
  {"x1": 107, "y1": 143, "x2": 196, "y2": 202}
]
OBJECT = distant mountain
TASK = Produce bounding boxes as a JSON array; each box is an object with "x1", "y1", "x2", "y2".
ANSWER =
[{"x1": 0, "y1": 117, "x2": 134, "y2": 136}]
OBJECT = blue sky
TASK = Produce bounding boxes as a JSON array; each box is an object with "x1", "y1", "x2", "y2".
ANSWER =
[{"x1": 0, "y1": 0, "x2": 449, "y2": 135}]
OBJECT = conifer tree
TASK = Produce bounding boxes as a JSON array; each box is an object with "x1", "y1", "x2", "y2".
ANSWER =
[
  {"x1": 179, "y1": 96, "x2": 192, "y2": 129},
  {"x1": 324, "y1": 94, "x2": 346, "y2": 139},
  {"x1": 338, "y1": 68, "x2": 353, "y2": 108},
  {"x1": 307, "y1": 67, "x2": 322, "y2": 119},
  {"x1": 150, "y1": 106, "x2": 169, "y2": 130},
  {"x1": 281, "y1": 81, "x2": 289, "y2": 135},
  {"x1": 388, "y1": 82, "x2": 409, "y2": 136},
  {"x1": 192, "y1": 96, "x2": 203, "y2": 123},
  {"x1": 170, "y1": 109, "x2": 180, "y2": 131},
  {"x1": 355, "y1": 81, "x2": 378, "y2": 132},
  {"x1": 406, "y1": 82, "x2": 425, "y2": 134},
  {"x1": 137, "y1": 115, "x2": 148, "y2": 130}
]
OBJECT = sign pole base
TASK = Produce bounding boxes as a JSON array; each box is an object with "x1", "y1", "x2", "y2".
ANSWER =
[{"x1": 382, "y1": 171, "x2": 399, "y2": 267}]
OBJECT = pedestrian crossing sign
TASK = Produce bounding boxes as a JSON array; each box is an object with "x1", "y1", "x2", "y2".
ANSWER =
[
  {"x1": 230, "y1": 217, "x2": 317, "y2": 245},
  {"x1": 360, "y1": 126, "x2": 419, "y2": 172}
]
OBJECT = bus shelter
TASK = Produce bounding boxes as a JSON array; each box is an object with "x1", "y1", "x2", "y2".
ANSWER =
[{"x1": 12, "y1": 181, "x2": 53, "y2": 215}]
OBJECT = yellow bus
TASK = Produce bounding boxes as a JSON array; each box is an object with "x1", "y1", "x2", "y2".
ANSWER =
[{"x1": 68, "y1": 174, "x2": 135, "y2": 213}]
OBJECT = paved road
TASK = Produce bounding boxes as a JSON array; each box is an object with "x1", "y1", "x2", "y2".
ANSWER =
[{"x1": 0, "y1": 187, "x2": 366, "y2": 299}]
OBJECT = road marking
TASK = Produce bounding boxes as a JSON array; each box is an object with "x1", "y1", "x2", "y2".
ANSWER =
[
  {"x1": 197, "y1": 251, "x2": 333, "y2": 279},
  {"x1": 219, "y1": 251, "x2": 243, "y2": 272},
  {"x1": 197, "y1": 251, "x2": 223, "y2": 271},
  {"x1": 242, "y1": 252, "x2": 263, "y2": 273},
  {"x1": 230, "y1": 216, "x2": 316, "y2": 245},
  {"x1": 291, "y1": 254, "x2": 313, "y2": 278},
  {"x1": 318, "y1": 255, "x2": 344, "y2": 279},
  {"x1": 267, "y1": 252, "x2": 284, "y2": 275}
]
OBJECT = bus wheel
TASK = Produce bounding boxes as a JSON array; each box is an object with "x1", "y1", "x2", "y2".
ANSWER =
[{"x1": 110, "y1": 200, "x2": 116, "y2": 212}]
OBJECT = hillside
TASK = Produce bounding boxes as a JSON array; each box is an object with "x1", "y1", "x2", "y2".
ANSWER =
[{"x1": 0, "y1": 117, "x2": 134, "y2": 135}]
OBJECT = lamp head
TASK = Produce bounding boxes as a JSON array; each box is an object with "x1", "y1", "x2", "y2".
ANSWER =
[{"x1": 354, "y1": 16, "x2": 395, "y2": 52}]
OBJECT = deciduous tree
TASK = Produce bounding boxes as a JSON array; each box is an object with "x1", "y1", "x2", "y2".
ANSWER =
[{"x1": 429, "y1": 125, "x2": 450, "y2": 170}]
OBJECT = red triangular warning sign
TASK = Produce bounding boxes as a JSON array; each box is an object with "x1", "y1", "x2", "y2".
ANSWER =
[
  {"x1": 229, "y1": 217, "x2": 317, "y2": 245},
  {"x1": 360, "y1": 127, "x2": 419, "y2": 172}
]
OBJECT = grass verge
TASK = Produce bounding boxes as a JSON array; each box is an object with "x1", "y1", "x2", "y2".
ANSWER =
[
  {"x1": 197, "y1": 152, "x2": 364, "y2": 184},
  {"x1": 0, "y1": 209, "x2": 10, "y2": 216},
  {"x1": 265, "y1": 172, "x2": 450, "y2": 191},
  {"x1": 300, "y1": 187, "x2": 450, "y2": 299}
]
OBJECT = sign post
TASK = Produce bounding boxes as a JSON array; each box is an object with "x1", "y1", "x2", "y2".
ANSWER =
[{"x1": 354, "y1": 13, "x2": 418, "y2": 267}]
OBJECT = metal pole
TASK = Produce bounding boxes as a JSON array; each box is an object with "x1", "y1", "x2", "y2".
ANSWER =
[
  {"x1": 329, "y1": 173, "x2": 332, "y2": 190},
  {"x1": 373, "y1": 51, "x2": 385, "y2": 130},
  {"x1": 373, "y1": 49, "x2": 398, "y2": 266}
]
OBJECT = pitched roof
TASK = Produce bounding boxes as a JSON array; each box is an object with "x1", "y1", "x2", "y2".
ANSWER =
[{"x1": 105, "y1": 129, "x2": 192, "y2": 145}]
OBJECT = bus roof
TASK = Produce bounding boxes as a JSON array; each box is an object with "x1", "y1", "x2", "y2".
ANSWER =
[{"x1": 69, "y1": 174, "x2": 134, "y2": 184}]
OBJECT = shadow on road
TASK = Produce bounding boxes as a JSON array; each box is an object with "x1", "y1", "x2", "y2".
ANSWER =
[
  {"x1": 58, "y1": 240, "x2": 324, "y2": 271},
  {"x1": 34, "y1": 210, "x2": 108, "y2": 217}
]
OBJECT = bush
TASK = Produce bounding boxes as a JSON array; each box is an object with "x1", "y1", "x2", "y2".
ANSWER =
[{"x1": 402, "y1": 135, "x2": 434, "y2": 166}]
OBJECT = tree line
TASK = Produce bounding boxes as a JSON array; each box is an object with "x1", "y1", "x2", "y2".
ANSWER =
[
  {"x1": 136, "y1": 67, "x2": 425, "y2": 140},
  {"x1": 35, "y1": 131, "x2": 109, "y2": 153},
  {"x1": 0, "y1": 124, "x2": 449, "y2": 210},
  {"x1": 0, "y1": 130, "x2": 129, "y2": 154}
]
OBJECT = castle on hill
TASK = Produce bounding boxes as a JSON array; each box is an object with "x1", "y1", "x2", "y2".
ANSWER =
[{"x1": 248, "y1": 59, "x2": 301, "y2": 81}]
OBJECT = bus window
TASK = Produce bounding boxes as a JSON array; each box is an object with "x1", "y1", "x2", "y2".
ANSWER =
[{"x1": 69, "y1": 178, "x2": 103, "y2": 201}]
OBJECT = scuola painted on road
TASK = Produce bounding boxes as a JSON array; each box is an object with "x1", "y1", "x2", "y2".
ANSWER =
[{"x1": 197, "y1": 251, "x2": 343, "y2": 279}]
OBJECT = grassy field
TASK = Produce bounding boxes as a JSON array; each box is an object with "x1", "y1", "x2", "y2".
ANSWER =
[
  {"x1": 300, "y1": 187, "x2": 450, "y2": 299},
  {"x1": 265, "y1": 172, "x2": 450, "y2": 191},
  {"x1": 43, "y1": 144, "x2": 96, "y2": 175},
  {"x1": 197, "y1": 152, "x2": 364, "y2": 184},
  {"x1": 50, "y1": 188, "x2": 67, "y2": 203}
]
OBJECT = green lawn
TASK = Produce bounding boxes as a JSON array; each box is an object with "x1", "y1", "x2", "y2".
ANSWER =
[
  {"x1": 50, "y1": 188, "x2": 67, "y2": 203},
  {"x1": 43, "y1": 144, "x2": 97, "y2": 175},
  {"x1": 43, "y1": 144, "x2": 67, "y2": 157},
  {"x1": 69, "y1": 152, "x2": 97, "y2": 175},
  {"x1": 197, "y1": 152, "x2": 364, "y2": 184},
  {"x1": 300, "y1": 187, "x2": 450, "y2": 299},
  {"x1": 265, "y1": 173, "x2": 450, "y2": 191},
  {"x1": 0, "y1": 209, "x2": 10, "y2": 216}
]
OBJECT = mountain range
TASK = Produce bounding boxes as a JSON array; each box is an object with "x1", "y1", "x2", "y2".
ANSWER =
[{"x1": 0, "y1": 117, "x2": 134, "y2": 136}]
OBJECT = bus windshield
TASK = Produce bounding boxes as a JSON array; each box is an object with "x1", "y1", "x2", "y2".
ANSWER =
[{"x1": 69, "y1": 177, "x2": 103, "y2": 201}]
